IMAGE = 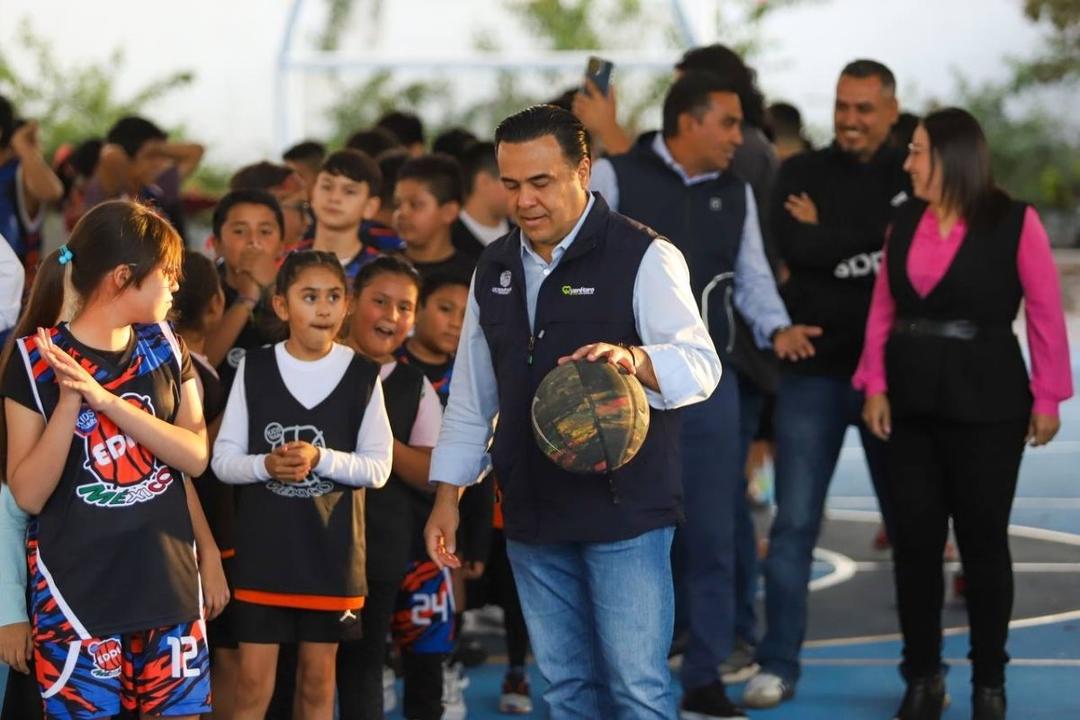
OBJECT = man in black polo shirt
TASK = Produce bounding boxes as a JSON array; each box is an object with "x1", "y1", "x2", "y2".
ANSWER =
[
  {"x1": 424, "y1": 105, "x2": 722, "y2": 719},
  {"x1": 742, "y1": 59, "x2": 911, "y2": 709}
]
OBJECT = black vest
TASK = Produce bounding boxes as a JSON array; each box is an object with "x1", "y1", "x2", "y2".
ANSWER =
[
  {"x1": 474, "y1": 194, "x2": 682, "y2": 544},
  {"x1": 365, "y1": 361, "x2": 427, "y2": 581},
  {"x1": 608, "y1": 132, "x2": 747, "y2": 358},
  {"x1": 884, "y1": 198, "x2": 1032, "y2": 422},
  {"x1": 233, "y1": 346, "x2": 377, "y2": 608}
]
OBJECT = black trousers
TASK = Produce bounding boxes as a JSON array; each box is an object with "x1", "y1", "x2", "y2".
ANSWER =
[
  {"x1": 887, "y1": 416, "x2": 1027, "y2": 687},
  {"x1": 336, "y1": 578, "x2": 400, "y2": 720}
]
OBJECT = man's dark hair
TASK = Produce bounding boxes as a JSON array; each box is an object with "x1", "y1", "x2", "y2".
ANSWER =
[
  {"x1": 922, "y1": 107, "x2": 1003, "y2": 224},
  {"x1": 662, "y1": 71, "x2": 742, "y2": 139},
  {"x1": 840, "y1": 59, "x2": 897, "y2": 95},
  {"x1": 212, "y1": 188, "x2": 285, "y2": 238},
  {"x1": 460, "y1": 141, "x2": 499, "y2": 196},
  {"x1": 545, "y1": 87, "x2": 578, "y2": 112},
  {"x1": 765, "y1": 102, "x2": 804, "y2": 141},
  {"x1": 419, "y1": 270, "x2": 471, "y2": 306},
  {"x1": 283, "y1": 140, "x2": 326, "y2": 166},
  {"x1": 432, "y1": 127, "x2": 478, "y2": 160},
  {"x1": 397, "y1": 154, "x2": 463, "y2": 206},
  {"x1": 106, "y1": 116, "x2": 167, "y2": 158},
  {"x1": 229, "y1": 161, "x2": 295, "y2": 192},
  {"x1": 376, "y1": 111, "x2": 425, "y2": 147},
  {"x1": 345, "y1": 127, "x2": 402, "y2": 160},
  {"x1": 889, "y1": 112, "x2": 920, "y2": 149},
  {"x1": 321, "y1": 149, "x2": 382, "y2": 197},
  {"x1": 0, "y1": 95, "x2": 15, "y2": 149},
  {"x1": 676, "y1": 44, "x2": 765, "y2": 129},
  {"x1": 495, "y1": 105, "x2": 590, "y2": 166},
  {"x1": 376, "y1": 148, "x2": 410, "y2": 207}
]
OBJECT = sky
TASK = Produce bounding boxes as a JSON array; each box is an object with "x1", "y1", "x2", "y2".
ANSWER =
[{"x1": 0, "y1": 0, "x2": 1070, "y2": 168}]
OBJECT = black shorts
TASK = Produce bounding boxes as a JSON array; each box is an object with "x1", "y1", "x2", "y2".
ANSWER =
[
  {"x1": 232, "y1": 601, "x2": 363, "y2": 644},
  {"x1": 207, "y1": 602, "x2": 238, "y2": 651}
]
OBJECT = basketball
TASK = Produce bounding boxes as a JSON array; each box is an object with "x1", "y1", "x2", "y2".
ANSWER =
[{"x1": 530, "y1": 360, "x2": 650, "y2": 474}]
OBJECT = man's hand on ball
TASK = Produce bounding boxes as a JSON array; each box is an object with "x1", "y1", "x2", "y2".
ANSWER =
[{"x1": 558, "y1": 342, "x2": 636, "y2": 374}]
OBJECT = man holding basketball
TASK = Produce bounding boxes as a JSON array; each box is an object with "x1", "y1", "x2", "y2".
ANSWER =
[{"x1": 424, "y1": 104, "x2": 721, "y2": 719}]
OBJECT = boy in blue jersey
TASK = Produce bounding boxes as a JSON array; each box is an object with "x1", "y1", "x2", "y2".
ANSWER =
[
  {"x1": 0, "y1": 96, "x2": 63, "y2": 270},
  {"x1": 308, "y1": 150, "x2": 383, "y2": 281}
]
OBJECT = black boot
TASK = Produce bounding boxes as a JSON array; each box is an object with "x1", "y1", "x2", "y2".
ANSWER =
[
  {"x1": 894, "y1": 672, "x2": 947, "y2": 720},
  {"x1": 972, "y1": 686, "x2": 1006, "y2": 720}
]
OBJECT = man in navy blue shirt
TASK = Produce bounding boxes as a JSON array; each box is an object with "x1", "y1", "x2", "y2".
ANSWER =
[
  {"x1": 592, "y1": 71, "x2": 819, "y2": 720},
  {"x1": 424, "y1": 105, "x2": 722, "y2": 719}
]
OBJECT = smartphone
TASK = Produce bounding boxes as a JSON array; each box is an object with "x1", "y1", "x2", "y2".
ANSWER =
[{"x1": 584, "y1": 56, "x2": 614, "y2": 97}]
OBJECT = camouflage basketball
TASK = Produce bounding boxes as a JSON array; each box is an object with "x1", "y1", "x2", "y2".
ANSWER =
[{"x1": 531, "y1": 360, "x2": 650, "y2": 474}]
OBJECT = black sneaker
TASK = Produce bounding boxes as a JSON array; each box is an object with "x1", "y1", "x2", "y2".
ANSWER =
[
  {"x1": 680, "y1": 680, "x2": 748, "y2": 720},
  {"x1": 894, "y1": 672, "x2": 948, "y2": 720},
  {"x1": 972, "y1": 686, "x2": 1006, "y2": 720}
]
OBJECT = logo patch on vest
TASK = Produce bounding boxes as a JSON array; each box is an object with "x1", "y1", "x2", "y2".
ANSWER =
[
  {"x1": 709, "y1": 197, "x2": 723, "y2": 211},
  {"x1": 492, "y1": 270, "x2": 513, "y2": 295},
  {"x1": 73, "y1": 394, "x2": 176, "y2": 508},
  {"x1": 890, "y1": 191, "x2": 909, "y2": 207},
  {"x1": 263, "y1": 421, "x2": 335, "y2": 498},
  {"x1": 561, "y1": 285, "x2": 595, "y2": 296},
  {"x1": 834, "y1": 250, "x2": 883, "y2": 279}
]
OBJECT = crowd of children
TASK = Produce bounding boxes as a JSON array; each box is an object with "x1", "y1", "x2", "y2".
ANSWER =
[{"x1": 0, "y1": 100, "x2": 530, "y2": 720}]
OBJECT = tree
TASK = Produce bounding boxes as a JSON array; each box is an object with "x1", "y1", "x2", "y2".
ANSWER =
[
  {"x1": 0, "y1": 20, "x2": 193, "y2": 162},
  {"x1": 951, "y1": 0, "x2": 1080, "y2": 228}
]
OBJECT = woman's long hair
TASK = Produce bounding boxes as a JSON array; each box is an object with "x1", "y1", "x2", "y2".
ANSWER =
[{"x1": 922, "y1": 107, "x2": 1007, "y2": 225}]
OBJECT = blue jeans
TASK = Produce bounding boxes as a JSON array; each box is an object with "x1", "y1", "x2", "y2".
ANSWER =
[
  {"x1": 757, "y1": 371, "x2": 889, "y2": 684},
  {"x1": 672, "y1": 370, "x2": 742, "y2": 691},
  {"x1": 507, "y1": 527, "x2": 677, "y2": 720},
  {"x1": 735, "y1": 375, "x2": 768, "y2": 644}
]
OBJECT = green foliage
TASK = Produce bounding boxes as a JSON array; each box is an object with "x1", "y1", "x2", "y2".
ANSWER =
[
  {"x1": 0, "y1": 20, "x2": 194, "y2": 161},
  {"x1": 948, "y1": 1, "x2": 1080, "y2": 214}
]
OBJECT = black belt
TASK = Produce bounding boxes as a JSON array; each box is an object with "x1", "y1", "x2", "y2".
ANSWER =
[{"x1": 891, "y1": 317, "x2": 1008, "y2": 341}]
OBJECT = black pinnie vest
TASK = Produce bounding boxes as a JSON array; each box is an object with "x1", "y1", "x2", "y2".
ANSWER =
[
  {"x1": 884, "y1": 198, "x2": 1032, "y2": 422},
  {"x1": 365, "y1": 361, "x2": 427, "y2": 581},
  {"x1": 608, "y1": 132, "x2": 747, "y2": 358},
  {"x1": 475, "y1": 194, "x2": 682, "y2": 544},
  {"x1": 233, "y1": 346, "x2": 377, "y2": 609}
]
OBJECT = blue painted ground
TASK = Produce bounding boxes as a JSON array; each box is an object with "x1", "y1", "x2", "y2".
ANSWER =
[{"x1": 6, "y1": 356, "x2": 1080, "y2": 717}]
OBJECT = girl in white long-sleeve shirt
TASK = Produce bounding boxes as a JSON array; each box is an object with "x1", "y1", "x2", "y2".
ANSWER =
[{"x1": 212, "y1": 250, "x2": 393, "y2": 720}]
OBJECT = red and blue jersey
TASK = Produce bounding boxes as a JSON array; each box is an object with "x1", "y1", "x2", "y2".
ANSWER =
[{"x1": 2, "y1": 322, "x2": 200, "y2": 638}]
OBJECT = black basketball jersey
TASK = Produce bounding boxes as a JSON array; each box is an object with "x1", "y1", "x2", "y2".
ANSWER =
[
  {"x1": 191, "y1": 354, "x2": 235, "y2": 556},
  {"x1": 2, "y1": 322, "x2": 198, "y2": 637},
  {"x1": 365, "y1": 361, "x2": 426, "y2": 581},
  {"x1": 231, "y1": 345, "x2": 378, "y2": 610}
]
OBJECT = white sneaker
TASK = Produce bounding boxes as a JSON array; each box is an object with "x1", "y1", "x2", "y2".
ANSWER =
[
  {"x1": 383, "y1": 665, "x2": 398, "y2": 713},
  {"x1": 741, "y1": 672, "x2": 794, "y2": 709},
  {"x1": 441, "y1": 660, "x2": 468, "y2": 720}
]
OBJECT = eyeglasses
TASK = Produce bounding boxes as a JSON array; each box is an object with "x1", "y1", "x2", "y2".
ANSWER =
[{"x1": 907, "y1": 143, "x2": 928, "y2": 156}]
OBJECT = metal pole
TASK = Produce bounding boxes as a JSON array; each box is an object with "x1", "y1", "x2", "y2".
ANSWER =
[{"x1": 274, "y1": 0, "x2": 305, "y2": 152}]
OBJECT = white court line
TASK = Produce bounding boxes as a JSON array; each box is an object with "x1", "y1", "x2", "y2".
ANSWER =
[
  {"x1": 808, "y1": 547, "x2": 858, "y2": 592},
  {"x1": 801, "y1": 510, "x2": 1080, "y2": 648},
  {"x1": 802, "y1": 658, "x2": 1080, "y2": 668},
  {"x1": 850, "y1": 561, "x2": 1080, "y2": 573}
]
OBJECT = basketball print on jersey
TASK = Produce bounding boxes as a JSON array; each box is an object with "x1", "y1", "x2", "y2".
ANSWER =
[
  {"x1": 87, "y1": 639, "x2": 123, "y2": 679},
  {"x1": 73, "y1": 393, "x2": 176, "y2": 508},
  {"x1": 263, "y1": 421, "x2": 335, "y2": 498}
]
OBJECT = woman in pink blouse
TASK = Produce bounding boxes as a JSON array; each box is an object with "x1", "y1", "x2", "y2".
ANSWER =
[{"x1": 853, "y1": 107, "x2": 1072, "y2": 720}]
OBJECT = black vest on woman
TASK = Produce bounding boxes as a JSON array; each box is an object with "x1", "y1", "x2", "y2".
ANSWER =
[
  {"x1": 233, "y1": 346, "x2": 377, "y2": 610},
  {"x1": 884, "y1": 197, "x2": 1032, "y2": 423},
  {"x1": 474, "y1": 195, "x2": 683, "y2": 544}
]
